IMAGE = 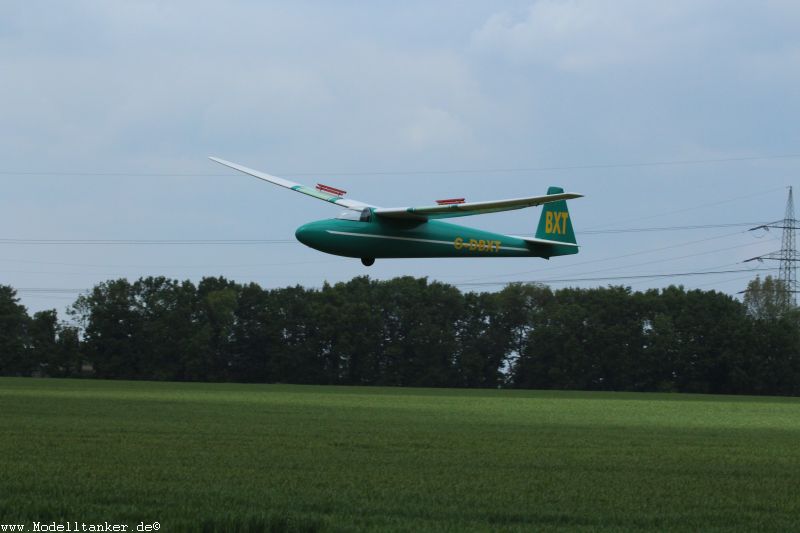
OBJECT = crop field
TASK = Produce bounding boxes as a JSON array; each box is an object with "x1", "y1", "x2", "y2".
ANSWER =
[{"x1": 1, "y1": 379, "x2": 799, "y2": 532}]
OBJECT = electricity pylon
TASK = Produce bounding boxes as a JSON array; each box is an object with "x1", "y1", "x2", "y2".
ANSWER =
[{"x1": 746, "y1": 186, "x2": 800, "y2": 307}]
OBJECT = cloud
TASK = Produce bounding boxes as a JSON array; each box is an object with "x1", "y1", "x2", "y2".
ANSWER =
[
  {"x1": 0, "y1": 1, "x2": 493, "y2": 169},
  {"x1": 471, "y1": 0, "x2": 708, "y2": 72},
  {"x1": 401, "y1": 107, "x2": 471, "y2": 150}
]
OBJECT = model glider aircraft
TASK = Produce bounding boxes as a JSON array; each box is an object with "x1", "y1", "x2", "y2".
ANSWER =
[{"x1": 210, "y1": 157, "x2": 583, "y2": 266}]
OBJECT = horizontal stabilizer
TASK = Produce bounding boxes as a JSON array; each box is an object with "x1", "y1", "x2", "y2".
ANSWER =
[{"x1": 514, "y1": 236, "x2": 579, "y2": 248}]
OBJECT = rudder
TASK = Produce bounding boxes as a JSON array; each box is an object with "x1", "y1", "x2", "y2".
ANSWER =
[{"x1": 535, "y1": 186, "x2": 577, "y2": 244}]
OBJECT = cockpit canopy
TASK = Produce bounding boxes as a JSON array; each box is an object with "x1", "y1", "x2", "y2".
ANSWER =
[{"x1": 336, "y1": 208, "x2": 372, "y2": 222}]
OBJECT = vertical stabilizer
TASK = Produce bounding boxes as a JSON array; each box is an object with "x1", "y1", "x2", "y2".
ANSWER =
[{"x1": 535, "y1": 186, "x2": 577, "y2": 245}]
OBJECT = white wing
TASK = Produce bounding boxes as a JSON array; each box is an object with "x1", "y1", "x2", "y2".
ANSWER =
[
  {"x1": 210, "y1": 157, "x2": 582, "y2": 220},
  {"x1": 209, "y1": 157, "x2": 377, "y2": 210},
  {"x1": 373, "y1": 193, "x2": 583, "y2": 220}
]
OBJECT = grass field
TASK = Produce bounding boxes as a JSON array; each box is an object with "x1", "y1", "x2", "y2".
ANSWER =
[{"x1": 1, "y1": 378, "x2": 799, "y2": 532}]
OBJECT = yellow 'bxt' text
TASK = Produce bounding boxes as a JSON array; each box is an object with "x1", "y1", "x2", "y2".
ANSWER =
[{"x1": 545, "y1": 211, "x2": 569, "y2": 235}]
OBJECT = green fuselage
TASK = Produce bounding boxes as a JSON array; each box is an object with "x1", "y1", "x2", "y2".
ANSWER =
[{"x1": 295, "y1": 215, "x2": 578, "y2": 260}]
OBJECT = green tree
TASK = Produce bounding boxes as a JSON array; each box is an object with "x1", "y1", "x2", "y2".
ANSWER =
[
  {"x1": 653, "y1": 286, "x2": 751, "y2": 394},
  {"x1": 514, "y1": 286, "x2": 647, "y2": 391},
  {"x1": 0, "y1": 285, "x2": 30, "y2": 375},
  {"x1": 376, "y1": 277, "x2": 462, "y2": 387},
  {"x1": 195, "y1": 277, "x2": 240, "y2": 381},
  {"x1": 456, "y1": 284, "x2": 552, "y2": 388},
  {"x1": 315, "y1": 277, "x2": 384, "y2": 385},
  {"x1": 743, "y1": 275, "x2": 792, "y2": 319},
  {"x1": 72, "y1": 279, "x2": 141, "y2": 378},
  {"x1": 495, "y1": 283, "x2": 553, "y2": 385},
  {"x1": 28, "y1": 311, "x2": 83, "y2": 377},
  {"x1": 748, "y1": 311, "x2": 800, "y2": 395},
  {"x1": 228, "y1": 283, "x2": 283, "y2": 383},
  {"x1": 52, "y1": 274, "x2": 800, "y2": 395},
  {"x1": 455, "y1": 292, "x2": 502, "y2": 387},
  {"x1": 132, "y1": 277, "x2": 202, "y2": 380},
  {"x1": 269, "y1": 285, "x2": 325, "y2": 383},
  {"x1": 53, "y1": 324, "x2": 82, "y2": 377},
  {"x1": 29, "y1": 310, "x2": 58, "y2": 375}
]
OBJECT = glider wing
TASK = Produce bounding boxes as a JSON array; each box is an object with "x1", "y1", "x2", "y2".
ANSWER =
[
  {"x1": 374, "y1": 192, "x2": 583, "y2": 220},
  {"x1": 209, "y1": 157, "x2": 376, "y2": 210}
]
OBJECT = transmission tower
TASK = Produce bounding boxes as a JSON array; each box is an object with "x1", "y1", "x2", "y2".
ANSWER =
[{"x1": 746, "y1": 186, "x2": 800, "y2": 307}]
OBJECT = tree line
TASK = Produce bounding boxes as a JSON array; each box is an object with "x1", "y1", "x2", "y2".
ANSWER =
[{"x1": 1, "y1": 275, "x2": 798, "y2": 395}]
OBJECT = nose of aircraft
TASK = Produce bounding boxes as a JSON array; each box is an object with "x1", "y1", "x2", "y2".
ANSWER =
[
  {"x1": 295, "y1": 221, "x2": 326, "y2": 249},
  {"x1": 295, "y1": 223, "x2": 313, "y2": 246}
]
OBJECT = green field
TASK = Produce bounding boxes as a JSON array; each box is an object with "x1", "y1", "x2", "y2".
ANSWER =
[{"x1": 1, "y1": 379, "x2": 799, "y2": 532}]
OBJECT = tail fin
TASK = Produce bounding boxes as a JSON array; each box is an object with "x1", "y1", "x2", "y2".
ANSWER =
[{"x1": 535, "y1": 186, "x2": 577, "y2": 245}]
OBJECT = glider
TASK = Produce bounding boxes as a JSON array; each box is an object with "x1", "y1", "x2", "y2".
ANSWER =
[{"x1": 210, "y1": 157, "x2": 582, "y2": 266}]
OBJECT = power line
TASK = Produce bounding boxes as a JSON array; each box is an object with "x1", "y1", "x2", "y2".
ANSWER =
[
  {"x1": 14, "y1": 267, "x2": 779, "y2": 295},
  {"x1": 0, "y1": 238, "x2": 295, "y2": 245},
  {"x1": 590, "y1": 187, "x2": 786, "y2": 231},
  {"x1": 582, "y1": 222, "x2": 767, "y2": 234},
  {"x1": 0, "y1": 256, "x2": 335, "y2": 269},
  {"x1": 454, "y1": 267, "x2": 778, "y2": 288},
  {"x1": 16, "y1": 288, "x2": 86, "y2": 294},
  {"x1": 685, "y1": 272, "x2": 767, "y2": 292},
  {"x1": 2, "y1": 153, "x2": 800, "y2": 178},
  {"x1": 454, "y1": 240, "x2": 774, "y2": 289},
  {"x1": 19, "y1": 294, "x2": 80, "y2": 301},
  {"x1": 624, "y1": 260, "x2": 758, "y2": 290},
  {"x1": 0, "y1": 222, "x2": 768, "y2": 246},
  {"x1": 554, "y1": 222, "x2": 766, "y2": 235},
  {"x1": 459, "y1": 228, "x2": 751, "y2": 283},
  {"x1": 532, "y1": 240, "x2": 775, "y2": 283}
]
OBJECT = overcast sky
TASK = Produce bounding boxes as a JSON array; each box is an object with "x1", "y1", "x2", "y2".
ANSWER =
[{"x1": 2, "y1": 0, "x2": 799, "y2": 315}]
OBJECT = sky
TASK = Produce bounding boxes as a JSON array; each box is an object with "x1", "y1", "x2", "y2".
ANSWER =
[{"x1": 1, "y1": 0, "x2": 799, "y2": 316}]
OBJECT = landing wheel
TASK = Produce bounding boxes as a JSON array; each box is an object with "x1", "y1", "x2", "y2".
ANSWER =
[{"x1": 361, "y1": 257, "x2": 375, "y2": 267}]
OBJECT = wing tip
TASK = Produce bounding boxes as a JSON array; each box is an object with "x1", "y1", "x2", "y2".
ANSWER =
[{"x1": 208, "y1": 156, "x2": 242, "y2": 172}]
